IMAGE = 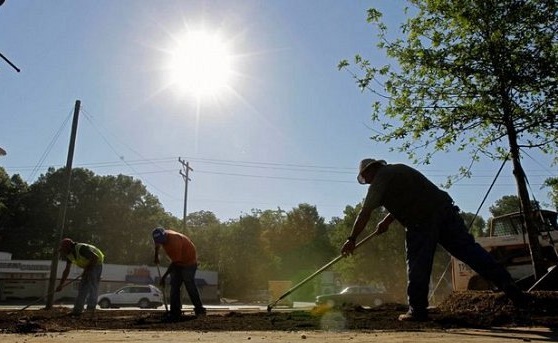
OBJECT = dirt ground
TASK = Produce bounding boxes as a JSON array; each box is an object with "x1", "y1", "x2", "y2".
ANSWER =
[{"x1": 0, "y1": 291, "x2": 557, "y2": 342}]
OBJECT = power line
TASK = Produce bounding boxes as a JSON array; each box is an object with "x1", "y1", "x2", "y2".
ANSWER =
[
  {"x1": 6, "y1": 157, "x2": 552, "y2": 186},
  {"x1": 4, "y1": 105, "x2": 555, "y2": 220},
  {"x1": 79, "y1": 108, "x2": 178, "y2": 199},
  {"x1": 25, "y1": 109, "x2": 72, "y2": 183}
]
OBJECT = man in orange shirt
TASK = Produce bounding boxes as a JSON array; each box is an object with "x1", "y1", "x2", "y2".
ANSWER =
[{"x1": 153, "y1": 227, "x2": 206, "y2": 321}]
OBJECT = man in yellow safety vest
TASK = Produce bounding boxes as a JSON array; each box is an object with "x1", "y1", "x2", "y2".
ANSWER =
[{"x1": 57, "y1": 238, "x2": 104, "y2": 316}]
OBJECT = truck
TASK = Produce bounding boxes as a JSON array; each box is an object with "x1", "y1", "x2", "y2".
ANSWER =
[{"x1": 452, "y1": 209, "x2": 558, "y2": 291}]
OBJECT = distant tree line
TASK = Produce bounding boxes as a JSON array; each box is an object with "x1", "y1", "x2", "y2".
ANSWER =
[{"x1": 2, "y1": 166, "x2": 554, "y2": 301}]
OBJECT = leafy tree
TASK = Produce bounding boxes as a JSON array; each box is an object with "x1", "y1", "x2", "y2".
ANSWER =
[
  {"x1": 186, "y1": 210, "x2": 220, "y2": 229},
  {"x1": 543, "y1": 177, "x2": 558, "y2": 209},
  {"x1": 0, "y1": 168, "x2": 29, "y2": 253},
  {"x1": 217, "y1": 214, "x2": 270, "y2": 298},
  {"x1": 257, "y1": 205, "x2": 333, "y2": 279},
  {"x1": 330, "y1": 204, "x2": 408, "y2": 302},
  {"x1": 185, "y1": 210, "x2": 222, "y2": 271},
  {"x1": 65, "y1": 171, "x2": 172, "y2": 264},
  {"x1": 460, "y1": 211, "x2": 486, "y2": 237},
  {"x1": 16, "y1": 167, "x2": 70, "y2": 259},
  {"x1": 4, "y1": 167, "x2": 177, "y2": 262},
  {"x1": 489, "y1": 195, "x2": 522, "y2": 217},
  {"x1": 339, "y1": 0, "x2": 557, "y2": 278},
  {"x1": 280, "y1": 204, "x2": 335, "y2": 299},
  {"x1": 258, "y1": 207, "x2": 287, "y2": 262},
  {"x1": 0, "y1": 168, "x2": 27, "y2": 221}
]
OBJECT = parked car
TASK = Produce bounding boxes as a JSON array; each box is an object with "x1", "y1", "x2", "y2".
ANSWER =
[
  {"x1": 97, "y1": 285, "x2": 163, "y2": 309},
  {"x1": 315, "y1": 285, "x2": 392, "y2": 308}
]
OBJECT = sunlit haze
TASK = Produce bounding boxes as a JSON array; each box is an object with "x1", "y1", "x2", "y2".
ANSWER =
[{"x1": 166, "y1": 30, "x2": 233, "y2": 99}]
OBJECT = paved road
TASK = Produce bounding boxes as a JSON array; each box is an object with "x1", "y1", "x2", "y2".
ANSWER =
[{"x1": 0, "y1": 301, "x2": 315, "y2": 312}]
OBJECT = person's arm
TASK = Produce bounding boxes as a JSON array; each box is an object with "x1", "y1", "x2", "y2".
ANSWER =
[
  {"x1": 342, "y1": 183, "x2": 385, "y2": 256},
  {"x1": 376, "y1": 213, "x2": 395, "y2": 234},
  {"x1": 162, "y1": 265, "x2": 172, "y2": 280},
  {"x1": 154, "y1": 244, "x2": 161, "y2": 265},
  {"x1": 56, "y1": 260, "x2": 71, "y2": 292},
  {"x1": 159, "y1": 263, "x2": 175, "y2": 287},
  {"x1": 341, "y1": 206, "x2": 373, "y2": 256},
  {"x1": 349, "y1": 207, "x2": 373, "y2": 240}
]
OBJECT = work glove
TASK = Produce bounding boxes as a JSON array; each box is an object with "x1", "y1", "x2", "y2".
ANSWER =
[
  {"x1": 341, "y1": 239, "x2": 356, "y2": 256},
  {"x1": 375, "y1": 219, "x2": 391, "y2": 235}
]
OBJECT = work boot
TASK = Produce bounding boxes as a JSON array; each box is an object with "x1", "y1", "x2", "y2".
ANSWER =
[
  {"x1": 161, "y1": 312, "x2": 181, "y2": 323},
  {"x1": 502, "y1": 283, "x2": 530, "y2": 309},
  {"x1": 195, "y1": 307, "x2": 207, "y2": 317},
  {"x1": 85, "y1": 308, "x2": 96, "y2": 319},
  {"x1": 398, "y1": 310, "x2": 429, "y2": 322}
]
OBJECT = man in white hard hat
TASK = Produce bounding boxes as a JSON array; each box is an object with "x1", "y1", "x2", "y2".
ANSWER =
[{"x1": 342, "y1": 158, "x2": 528, "y2": 322}]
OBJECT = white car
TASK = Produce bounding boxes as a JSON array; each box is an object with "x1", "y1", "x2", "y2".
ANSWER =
[
  {"x1": 315, "y1": 286, "x2": 394, "y2": 308},
  {"x1": 97, "y1": 285, "x2": 163, "y2": 309}
]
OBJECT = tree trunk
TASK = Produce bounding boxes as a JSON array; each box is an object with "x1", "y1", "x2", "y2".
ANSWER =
[{"x1": 508, "y1": 127, "x2": 546, "y2": 280}]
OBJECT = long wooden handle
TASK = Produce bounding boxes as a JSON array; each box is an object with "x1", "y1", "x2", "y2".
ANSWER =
[{"x1": 267, "y1": 230, "x2": 378, "y2": 312}]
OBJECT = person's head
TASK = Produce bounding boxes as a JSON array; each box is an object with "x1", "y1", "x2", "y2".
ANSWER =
[
  {"x1": 152, "y1": 227, "x2": 167, "y2": 244},
  {"x1": 357, "y1": 158, "x2": 387, "y2": 184},
  {"x1": 58, "y1": 238, "x2": 75, "y2": 254}
]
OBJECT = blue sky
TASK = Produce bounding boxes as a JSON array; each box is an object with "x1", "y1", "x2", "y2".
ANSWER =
[{"x1": 1, "y1": 1, "x2": 555, "y2": 223}]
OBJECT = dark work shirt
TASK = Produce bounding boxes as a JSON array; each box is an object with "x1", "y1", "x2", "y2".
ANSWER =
[{"x1": 362, "y1": 163, "x2": 453, "y2": 227}]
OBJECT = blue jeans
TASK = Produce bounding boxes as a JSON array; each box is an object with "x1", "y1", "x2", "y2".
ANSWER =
[
  {"x1": 74, "y1": 264, "x2": 102, "y2": 313},
  {"x1": 405, "y1": 205, "x2": 514, "y2": 315},
  {"x1": 169, "y1": 264, "x2": 205, "y2": 317}
]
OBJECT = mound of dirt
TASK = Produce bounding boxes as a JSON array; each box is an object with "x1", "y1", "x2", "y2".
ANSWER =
[
  {"x1": 437, "y1": 290, "x2": 558, "y2": 328},
  {"x1": 1, "y1": 291, "x2": 557, "y2": 334}
]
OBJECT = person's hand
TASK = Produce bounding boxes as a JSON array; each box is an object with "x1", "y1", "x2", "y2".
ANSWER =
[
  {"x1": 341, "y1": 239, "x2": 356, "y2": 256},
  {"x1": 375, "y1": 219, "x2": 391, "y2": 235}
]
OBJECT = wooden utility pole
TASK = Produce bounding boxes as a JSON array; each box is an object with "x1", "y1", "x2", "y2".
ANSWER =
[
  {"x1": 0, "y1": 51, "x2": 21, "y2": 73},
  {"x1": 179, "y1": 158, "x2": 193, "y2": 230},
  {"x1": 45, "y1": 100, "x2": 81, "y2": 309}
]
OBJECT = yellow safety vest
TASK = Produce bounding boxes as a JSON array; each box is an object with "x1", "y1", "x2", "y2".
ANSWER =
[{"x1": 67, "y1": 243, "x2": 104, "y2": 268}]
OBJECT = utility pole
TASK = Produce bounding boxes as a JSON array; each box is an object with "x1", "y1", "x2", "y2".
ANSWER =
[
  {"x1": 46, "y1": 100, "x2": 81, "y2": 309},
  {"x1": 0, "y1": 51, "x2": 21, "y2": 73},
  {"x1": 179, "y1": 158, "x2": 193, "y2": 231}
]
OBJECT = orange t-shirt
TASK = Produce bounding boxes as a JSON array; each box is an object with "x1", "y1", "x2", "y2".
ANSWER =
[{"x1": 161, "y1": 230, "x2": 197, "y2": 267}]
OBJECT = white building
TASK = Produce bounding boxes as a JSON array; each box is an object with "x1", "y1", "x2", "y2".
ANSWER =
[{"x1": 0, "y1": 252, "x2": 219, "y2": 304}]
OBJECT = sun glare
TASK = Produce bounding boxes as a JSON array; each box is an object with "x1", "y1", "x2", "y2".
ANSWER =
[{"x1": 167, "y1": 30, "x2": 233, "y2": 98}]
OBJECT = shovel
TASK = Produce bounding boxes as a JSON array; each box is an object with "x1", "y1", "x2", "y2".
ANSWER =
[
  {"x1": 20, "y1": 275, "x2": 80, "y2": 311},
  {"x1": 156, "y1": 264, "x2": 169, "y2": 312},
  {"x1": 266, "y1": 230, "x2": 379, "y2": 312}
]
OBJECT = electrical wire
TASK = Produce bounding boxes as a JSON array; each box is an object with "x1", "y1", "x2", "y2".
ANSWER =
[
  {"x1": 80, "y1": 108, "x2": 177, "y2": 199},
  {"x1": 25, "y1": 110, "x2": 72, "y2": 183}
]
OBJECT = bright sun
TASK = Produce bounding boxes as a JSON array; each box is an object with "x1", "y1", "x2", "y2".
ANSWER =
[{"x1": 167, "y1": 30, "x2": 232, "y2": 98}]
